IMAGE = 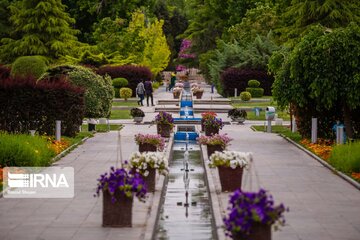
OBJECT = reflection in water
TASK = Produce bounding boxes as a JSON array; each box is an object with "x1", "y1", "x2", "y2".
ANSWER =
[{"x1": 155, "y1": 147, "x2": 215, "y2": 240}]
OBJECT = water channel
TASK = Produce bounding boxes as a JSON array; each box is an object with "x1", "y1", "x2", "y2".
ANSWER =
[{"x1": 154, "y1": 89, "x2": 216, "y2": 239}]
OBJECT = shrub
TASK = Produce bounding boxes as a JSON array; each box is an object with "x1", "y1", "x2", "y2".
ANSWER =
[
  {"x1": 329, "y1": 142, "x2": 360, "y2": 173},
  {"x1": 11, "y1": 56, "x2": 47, "y2": 79},
  {"x1": 248, "y1": 79, "x2": 260, "y2": 87},
  {"x1": 152, "y1": 82, "x2": 160, "y2": 89},
  {"x1": 0, "y1": 64, "x2": 10, "y2": 80},
  {"x1": 220, "y1": 68, "x2": 274, "y2": 97},
  {"x1": 113, "y1": 78, "x2": 128, "y2": 98},
  {"x1": 112, "y1": 78, "x2": 128, "y2": 88},
  {"x1": 43, "y1": 65, "x2": 114, "y2": 118},
  {"x1": 240, "y1": 91, "x2": 251, "y2": 101},
  {"x1": 120, "y1": 87, "x2": 132, "y2": 100},
  {"x1": 0, "y1": 76, "x2": 85, "y2": 136},
  {"x1": 246, "y1": 87, "x2": 264, "y2": 98},
  {"x1": 0, "y1": 133, "x2": 56, "y2": 167},
  {"x1": 79, "y1": 50, "x2": 108, "y2": 67},
  {"x1": 97, "y1": 65, "x2": 152, "y2": 97}
]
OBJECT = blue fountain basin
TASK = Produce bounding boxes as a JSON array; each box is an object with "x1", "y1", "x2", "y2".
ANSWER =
[
  {"x1": 174, "y1": 132, "x2": 199, "y2": 141},
  {"x1": 180, "y1": 101, "x2": 193, "y2": 107}
]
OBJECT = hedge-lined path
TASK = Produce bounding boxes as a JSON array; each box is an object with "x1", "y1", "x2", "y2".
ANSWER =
[{"x1": 0, "y1": 124, "x2": 164, "y2": 240}]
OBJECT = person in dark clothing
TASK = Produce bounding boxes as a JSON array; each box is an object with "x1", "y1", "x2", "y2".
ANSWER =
[
  {"x1": 136, "y1": 80, "x2": 145, "y2": 106},
  {"x1": 144, "y1": 80, "x2": 154, "y2": 106},
  {"x1": 169, "y1": 72, "x2": 176, "y2": 91}
]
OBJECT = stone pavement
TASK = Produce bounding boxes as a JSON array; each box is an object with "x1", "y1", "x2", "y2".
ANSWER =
[
  {"x1": 0, "y1": 124, "x2": 164, "y2": 240},
  {"x1": 204, "y1": 124, "x2": 360, "y2": 240}
]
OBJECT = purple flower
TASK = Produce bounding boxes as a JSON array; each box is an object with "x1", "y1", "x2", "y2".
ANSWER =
[
  {"x1": 95, "y1": 167, "x2": 147, "y2": 203},
  {"x1": 223, "y1": 189, "x2": 288, "y2": 238}
]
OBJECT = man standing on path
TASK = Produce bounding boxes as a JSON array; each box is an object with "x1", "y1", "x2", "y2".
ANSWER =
[
  {"x1": 144, "y1": 79, "x2": 155, "y2": 106},
  {"x1": 136, "y1": 80, "x2": 145, "y2": 106},
  {"x1": 169, "y1": 72, "x2": 176, "y2": 91}
]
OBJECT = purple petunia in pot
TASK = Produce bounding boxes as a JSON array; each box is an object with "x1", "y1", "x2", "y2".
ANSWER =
[
  {"x1": 95, "y1": 166, "x2": 147, "y2": 203},
  {"x1": 224, "y1": 189, "x2": 288, "y2": 240}
]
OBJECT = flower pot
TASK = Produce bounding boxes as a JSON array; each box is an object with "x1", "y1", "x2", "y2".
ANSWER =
[
  {"x1": 233, "y1": 223, "x2": 271, "y2": 240},
  {"x1": 173, "y1": 92, "x2": 180, "y2": 99},
  {"x1": 102, "y1": 190, "x2": 133, "y2": 227},
  {"x1": 139, "y1": 143, "x2": 157, "y2": 153},
  {"x1": 205, "y1": 125, "x2": 219, "y2": 136},
  {"x1": 195, "y1": 92, "x2": 203, "y2": 99},
  {"x1": 207, "y1": 144, "x2": 224, "y2": 157},
  {"x1": 217, "y1": 166, "x2": 244, "y2": 192},
  {"x1": 133, "y1": 117, "x2": 143, "y2": 124},
  {"x1": 201, "y1": 119, "x2": 205, "y2": 132},
  {"x1": 157, "y1": 124, "x2": 172, "y2": 138},
  {"x1": 143, "y1": 168, "x2": 156, "y2": 192}
]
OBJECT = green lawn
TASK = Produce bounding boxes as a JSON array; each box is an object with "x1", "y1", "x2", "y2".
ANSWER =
[
  {"x1": 110, "y1": 110, "x2": 132, "y2": 119},
  {"x1": 246, "y1": 111, "x2": 290, "y2": 121},
  {"x1": 252, "y1": 125, "x2": 302, "y2": 142},
  {"x1": 112, "y1": 101, "x2": 138, "y2": 107},
  {"x1": 63, "y1": 132, "x2": 94, "y2": 145},
  {"x1": 81, "y1": 124, "x2": 123, "y2": 132},
  {"x1": 230, "y1": 95, "x2": 272, "y2": 100},
  {"x1": 232, "y1": 101, "x2": 272, "y2": 108}
]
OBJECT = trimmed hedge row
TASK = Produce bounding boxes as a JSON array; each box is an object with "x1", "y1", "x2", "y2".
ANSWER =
[
  {"x1": 0, "y1": 76, "x2": 85, "y2": 137},
  {"x1": 220, "y1": 68, "x2": 274, "y2": 97},
  {"x1": 97, "y1": 65, "x2": 152, "y2": 97}
]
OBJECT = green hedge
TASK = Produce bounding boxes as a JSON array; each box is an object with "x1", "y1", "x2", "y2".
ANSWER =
[
  {"x1": 0, "y1": 76, "x2": 85, "y2": 137},
  {"x1": 113, "y1": 78, "x2": 128, "y2": 98},
  {"x1": 0, "y1": 133, "x2": 56, "y2": 167},
  {"x1": 240, "y1": 91, "x2": 251, "y2": 101},
  {"x1": 43, "y1": 65, "x2": 114, "y2": 118},
  {"x1": 11, "y1": 56, "x2": 47, "y2": 79},
  {"x1": 329, "y1": 142, "x2": 360, "y2": 173},
  {"x1": 246, "y1": 87, "x2": 264, "y2": 98}
]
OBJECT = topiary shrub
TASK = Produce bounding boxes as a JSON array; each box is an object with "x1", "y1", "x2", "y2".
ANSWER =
[
  {"x1": 248, "y1": 80, "x2": 260, "y2": 88},
  {"x1": 11, "y1": 56, "x2": 48, "y2": 79},
  {"x1": 246, "y1": 88, "x2": 264, "y2": 98},
  {"x1": 120, "y1": 87, "x2": 132, "y2": 101},
  {"x1": 112, "y1": 78, "x2": 128, "y2": 88},
  {"x1": 0, "y1": 64, "x2": 11, "y2": 80},
  {"x1": 240, "y1": 91, "x2": 251, "y2": 101},
  {"x1": 112, "y1": 78, "x2": 128, "y2": 98},
  {"x1": 42, "y1": 65, "x2": 114, "y2": 118},
  {"x1": 0, "y1": 76, "x2": 85, "y2": 137},
  {"x1": 97, "y1": 65, "x2": 152, "y2": 97},
  {"x1": 220, "y1": 67, "x2": 274, "y2": 97}
]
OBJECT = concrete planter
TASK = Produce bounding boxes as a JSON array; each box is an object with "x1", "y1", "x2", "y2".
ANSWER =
[{"x1": 133, "y1": 117, "x2": 143, "y2": 124}]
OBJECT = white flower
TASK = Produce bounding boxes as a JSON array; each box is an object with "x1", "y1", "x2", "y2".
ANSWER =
[{"x1": 143, "y1": 170, "x2": 149, "y2": 177}]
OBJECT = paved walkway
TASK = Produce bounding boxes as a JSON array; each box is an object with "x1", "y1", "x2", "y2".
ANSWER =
[
  {"x1": 208, "y1": 124, "x2": 360, "y2": 240},
  {"x1": 0, "y1": 125, "x2": 163, "y2": 240}
]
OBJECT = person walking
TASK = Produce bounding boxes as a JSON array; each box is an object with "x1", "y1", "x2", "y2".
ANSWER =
[
  {"x1": 144, "y1": 79, "x2": 154, "y2": 106},
  {"x1": 136, "y1": 80, "x2": 145, "y2": 106},
  {"x1": 169, "y1": 72, "x2": 176, "y2": 91}
]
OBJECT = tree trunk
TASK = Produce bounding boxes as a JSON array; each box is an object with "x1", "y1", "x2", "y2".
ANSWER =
[{"x1": 343, "y1": 104, "x2": 353, "y2": 140}]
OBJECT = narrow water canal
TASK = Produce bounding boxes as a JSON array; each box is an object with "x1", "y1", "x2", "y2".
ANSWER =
[{"x1": 155, "y1": 142, "x2": 215, "y2": 239}]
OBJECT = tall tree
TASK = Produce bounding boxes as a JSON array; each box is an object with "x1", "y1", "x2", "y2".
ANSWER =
[
  {"x1": 280, "y1": 0, "x2": 360, "y2": 44},
  {"x1": 0, "y1": 0, "x2": 79, "y2": 63},
  {"x1": 270, "y1": 24, "x2": 360, "y2": 139}
]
